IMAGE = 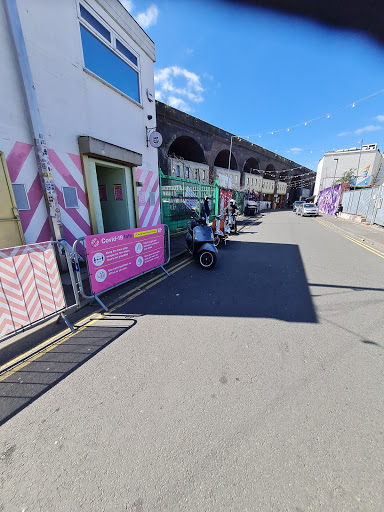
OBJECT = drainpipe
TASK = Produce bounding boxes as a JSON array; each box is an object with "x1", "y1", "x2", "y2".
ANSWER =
[{"x1": 4, "y1": 0, "x2": 67, "y2": 269}]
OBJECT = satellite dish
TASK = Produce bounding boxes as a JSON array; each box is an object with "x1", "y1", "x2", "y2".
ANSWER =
[{"x1": 149, "y1": 131, "x2": 163, "y2": 148}]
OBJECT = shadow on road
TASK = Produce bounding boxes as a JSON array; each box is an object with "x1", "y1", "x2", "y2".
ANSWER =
[
  {"x1": 115, "y1": 239, "x2": 318, "y2": 324},
  {"x1": 0, "y1": 319, "x2": 136, "y2": 426}
]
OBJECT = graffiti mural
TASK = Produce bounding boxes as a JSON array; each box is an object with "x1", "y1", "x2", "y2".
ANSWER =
[
  {"x1": 317, "y1": 184, "x2": 342, "y2": 216},
  {"x1": 219, "y1": 189, "x2": 232, "y2": 215}
]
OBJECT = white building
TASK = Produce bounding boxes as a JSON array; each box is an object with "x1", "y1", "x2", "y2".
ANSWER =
[
  {"x1": 169, "y1": 157, "x2": 210, "y2": 183},
  {"x1": 0, "y1": 0, "x2": 159, "y2": 250},
  {"x1": 213, "y1": 166, "x2": 241, "y2": 190},
  {"x1": 314, "y1": 144, "x2": 384, "y2": 198}
]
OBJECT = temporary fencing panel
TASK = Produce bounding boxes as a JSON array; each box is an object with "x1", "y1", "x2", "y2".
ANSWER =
[
  {"x1": 73, "y1": 224, "x2": 170, "y2": 311},
  {"x1": 341, "y1": 185, "x2": 384, "y2": 226},
  {"x1": 0, "y1": 241, "x2": 79, "y2": 340},
  {"x1": 372, "y1": 185, "x2": 384, "y2": 226},
  {"x1": 365, "y1": 190, "x2": 376, "y2": 223}
]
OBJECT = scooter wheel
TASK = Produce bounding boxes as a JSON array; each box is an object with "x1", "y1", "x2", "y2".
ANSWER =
[
  {"x1": 199, "y1": 251, "x2": 216, "y2": 269},
  {"x1": 213, "y1": 234, "x2": 221, "y2": 247}
]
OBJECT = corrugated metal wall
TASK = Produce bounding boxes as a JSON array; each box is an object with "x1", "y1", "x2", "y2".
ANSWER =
[{"x1": 341, "y1": 185, "x2": 384, "y2": 226}]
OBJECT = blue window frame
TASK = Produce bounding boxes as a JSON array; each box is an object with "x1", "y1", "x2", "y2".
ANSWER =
[
  {"x1": 80, "y1": 5, "x2": 110, "y2": 41},
  {"x1": 116, "y1": 39, "x2": 138, "y2": 67},
  {"x1": 80, "y1": 25, "x2": 140, "y2": 103}
]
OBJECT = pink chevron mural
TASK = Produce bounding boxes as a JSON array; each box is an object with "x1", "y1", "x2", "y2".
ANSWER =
[
  {"x1": 0, "y1": 242, "x2": 66, "y2": 337},
  {"x1": 136, "y1": 168, "x2": 161, "y2": 228},
  {"x1": 5, "y1": 141, "x2": 91, "y2": 247},
  {"x1": 4, "y1": 142, "x2": 160, "y2": 249}
]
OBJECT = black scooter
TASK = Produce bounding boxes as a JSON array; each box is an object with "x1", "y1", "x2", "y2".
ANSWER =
[{"x1": 186, "y1": 214, "x2": 217, "y2": 269}]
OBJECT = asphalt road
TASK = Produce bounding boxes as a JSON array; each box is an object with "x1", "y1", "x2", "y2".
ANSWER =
[{"x1": 1, "y1": 210, "x2": 383, "y2": 512}]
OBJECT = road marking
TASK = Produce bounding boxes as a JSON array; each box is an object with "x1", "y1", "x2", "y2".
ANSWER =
[
  {"x1": 315, "y1": 219, "x2": 384, "y2": 259},
  {"x1": 0, "y1": 220, "x2": 255, "y2": 377},
  {"x1": 0, "y1": 258, "x2": 193, "y2": 380},
  {"x1": 0, "y1": 257, "x2": 191, "y2": 372},
  {"x1": 341, "y1": 234, "x2": 384, "y2": 259}
]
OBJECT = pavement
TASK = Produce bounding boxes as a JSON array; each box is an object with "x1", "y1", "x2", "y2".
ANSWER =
[
  {"x1": 1, "y1": 210, "x2": 384, "y2": 511},
  {"x1": 317, "y1": 212, "x2": 384, "y2": 253},
  {"x1": 59, "y1": 215, "x2": 252, "y2": 304},
  {"x1": 0, "y1": 216, "x2": 251, "y2": 368}
]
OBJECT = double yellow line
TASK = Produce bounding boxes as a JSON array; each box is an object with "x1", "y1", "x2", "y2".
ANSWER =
[
  {"x1": 0, "y1": 257, "x2": 192, "y2": 380},
  {"x1": 316, "y1": 219, "x2": 384, "y2": 260},
  {"x1": 1, "y1": 219, "x2": 256, "y2": 380}
]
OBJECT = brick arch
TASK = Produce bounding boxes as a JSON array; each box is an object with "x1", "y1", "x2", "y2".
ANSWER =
[
  {"x1": 243, "y1": 157, "x2": 261, "y2": 174},
  {"x1": 167, "y1": 135, "x2": 207, "y2": 164},
  {"x1": 214, "y1": 149, "x2": 238, "y2": 170},
  {"x1": 264, "y1": 163, "x2": 277, "y2": 180}
]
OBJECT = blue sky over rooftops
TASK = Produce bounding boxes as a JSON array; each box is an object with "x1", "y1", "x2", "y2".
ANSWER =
[{"x1": 120, "y1": 0, "x2": 384, "y2": 171}]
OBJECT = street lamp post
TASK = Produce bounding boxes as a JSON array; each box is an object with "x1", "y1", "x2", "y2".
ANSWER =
[{"x1": 227, "y1": 135, "x2": 234, "y2": 189}]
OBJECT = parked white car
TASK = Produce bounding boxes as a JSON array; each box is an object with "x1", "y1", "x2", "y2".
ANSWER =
[
  {"x1": 299, "y1": 203, "x2": 318, "y2": 217},
  {"x1": 293, "y1": 201, "x2": 305, "y2": 212}
]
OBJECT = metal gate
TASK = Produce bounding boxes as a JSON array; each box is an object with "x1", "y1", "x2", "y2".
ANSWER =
[{"x1": 160, "y1": 171, "x2": 219, "y2": 233}]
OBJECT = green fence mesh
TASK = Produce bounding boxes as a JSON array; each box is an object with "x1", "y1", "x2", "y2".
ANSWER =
[
  {"x1": 160, "y1": 171, "x2": 245, "y2": 233},
  {"x1": 160, "y1": 172, "x2": 218, "y2": 233}
]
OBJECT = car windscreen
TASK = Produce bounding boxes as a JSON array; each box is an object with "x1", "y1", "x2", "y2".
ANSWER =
[{"x1": 304, "y1": 204, "x2": 315, "y2": 208}]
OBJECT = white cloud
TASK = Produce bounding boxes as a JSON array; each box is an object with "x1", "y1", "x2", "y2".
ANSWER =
[
  {"x1": 374, "y1": 115, "x2": 384, "y2": 122},
  {"x1": 135, "y1": 5, "x2": 159, "y2": 28},
  {"x1": 119, "y1": 0, "x2": 134, "y2": 12},
  {"x1": 168, "y1": 97, "x2": 191, "y2": 112},
  {"x1": 338, "y1": 125, "x2": 382, "y2": 136},
  {"x1": 155, "y1": 66, "x2": 205, "y2": 112},
  {"x1": 289, "y1": 147, "x2": 302, "y2": 153},
  {"x1": 119, "y1": 1, "x2": 159, "y2": 29},
  {"x1": 355, "y1": 125, "x2": 382, "y2": 134}
]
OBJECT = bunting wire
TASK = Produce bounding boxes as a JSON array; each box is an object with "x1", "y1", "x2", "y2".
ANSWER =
[{"x1": 238, "y1": 87, "x2": 384, "y2": 139}]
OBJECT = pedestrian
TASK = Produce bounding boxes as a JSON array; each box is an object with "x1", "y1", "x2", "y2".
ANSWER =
[{"x1": 201, "y1": 196, "x2": 210, "y2": 223}]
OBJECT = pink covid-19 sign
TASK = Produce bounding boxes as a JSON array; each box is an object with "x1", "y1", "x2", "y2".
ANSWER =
[{"x1": 85, "y1": 225, "x2": 165, "y2": 294}]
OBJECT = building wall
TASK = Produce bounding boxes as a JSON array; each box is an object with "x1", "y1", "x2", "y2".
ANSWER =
[
  {"x1": 156, "y1": 101, "x2": 315, "y2": 202},
  {"x1": 315, "y1": 147, "x2": 383, "y2": 199},
  {"x1": 213, "y1": 167, "x2": 241, "y2": 190},
  {"x1": 243, "y1": 173, "x2": 263, "y2": 191},
  {"x1": 0, "y1": 0, "x2": 159, "y2": 246},
  {"x1": 169, "y1": 157, "x2": 210, "y2": 183}
]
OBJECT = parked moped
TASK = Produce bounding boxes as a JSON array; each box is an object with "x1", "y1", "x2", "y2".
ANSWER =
[
  {"x1": 226, "y1": 210, "x2": 238, "y2": 234},
  {"x1": 212, "y1": 215, "x2": 230, "y2": 247},
  {"x1": 186, "y1": 214, "x2": 217, "y2": 269}
]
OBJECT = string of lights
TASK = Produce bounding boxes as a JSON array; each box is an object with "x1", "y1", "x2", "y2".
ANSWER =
[{"x1": 239, "y1": 87, "x2": 384, "y2": 139}]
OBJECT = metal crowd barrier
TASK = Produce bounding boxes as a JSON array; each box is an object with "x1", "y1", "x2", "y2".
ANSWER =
[
  {"x1": 72, "y1": 225, "x2": 171, "y2": 312},
  {"x1": 0, "y1": 241, "x2": 80, "y2": 342}
]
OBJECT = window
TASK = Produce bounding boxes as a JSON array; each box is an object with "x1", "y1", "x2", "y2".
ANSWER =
[
  {"x1": 63, "y1": 187, "x2": 79, "y2": 208},
  {"x1": 195, "y1": 169, "x2": 199, "y2": 179},
  {"x1": 116, "y1": 39, "x2": 137, "y2": 66},
  {"x1": 79, "y1": 4, "x2": 140, "y2": 104},
  {"x1": 80, "y1": 5, "x2": 111, "y2": 41},
  {"x1": 176, "y1": 165, "x2": 180, "y2": 177},
  {"x1": 202, "y1": 170, "x2": 205, "y2": 180},
  {"x1": 12, "y1": 184, "x2": 30, "y2": 210},
  {"x1": 185, "y1": 167, "x2": 190, "y2": 178}
]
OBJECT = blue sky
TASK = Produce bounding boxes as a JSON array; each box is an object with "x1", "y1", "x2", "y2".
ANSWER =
[{"x1": 121, "y1": 0, "x2": 384, "y2": 171}]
